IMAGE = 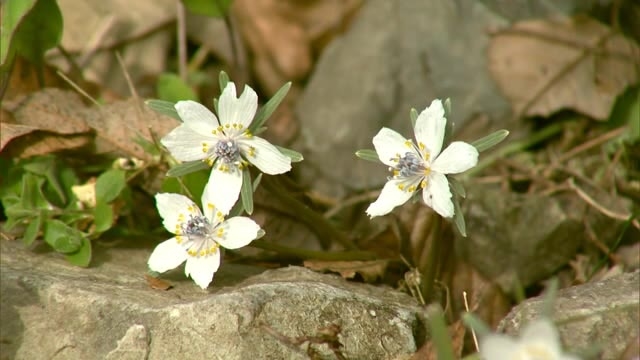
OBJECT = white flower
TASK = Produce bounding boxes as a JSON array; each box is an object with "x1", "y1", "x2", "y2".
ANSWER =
[
  {"x1": 480, "y1": 318, "x2": 582, "y2": 360},
  {"x1": 161, "y1": 82, "x2": 292, "y2": 214},
  {"x1": 148, "y1": 190, "x2": 261, "y2": 289},
  {"x1": 366, "y1": 99, "x2": 478, "y2": 218}
]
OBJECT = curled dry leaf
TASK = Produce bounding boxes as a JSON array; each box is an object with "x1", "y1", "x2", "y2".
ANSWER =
[
  {"x1": 488, "y1": 16, "x2": 640, "y2": 120},
  {"x1": 144, "y1": 274, "x2": 172, "y2": 290},
  {"x1": 303, "y1": 259, "x2": 389, "y2": 283}
]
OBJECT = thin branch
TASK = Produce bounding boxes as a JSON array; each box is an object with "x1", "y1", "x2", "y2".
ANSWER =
[
  {"x1": 176, "y1": 1, "x2": 188, "y2": 82},
  {"x1": 56, "y1": 70, "x2": 101, "y2": 107}
]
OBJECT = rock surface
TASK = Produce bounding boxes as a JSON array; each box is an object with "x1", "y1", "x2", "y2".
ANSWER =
[
  {"x1": 499, "y1": 270, "x2": 640, "y2": 360},
  {"x1": 0, "y1": 239, "x2": 428, "y2": 360}
]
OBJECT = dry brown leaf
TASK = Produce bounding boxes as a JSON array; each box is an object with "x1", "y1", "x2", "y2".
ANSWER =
[
  {"x1": 488, "y1": 15, "x2": 640, "y2": 120},
  {"x1": 144, "y1": 274, "x2": 172, "y2": 290},
  {"x1": 303, "y1": 259, "x2": 389, "y2": 283},
  {"x1": 1, "y1": 89, "x2": 93, "y2": 157}
]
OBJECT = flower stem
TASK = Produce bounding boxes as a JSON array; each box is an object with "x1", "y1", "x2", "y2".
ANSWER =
[
  {"x1": 261, "y1": 176, "x2": 358, "y2": 250},
  {"x1": 250, "y1": 239, "x2": 377, "y2": 261},
  {"x1": 420, "y1": 215, "x2": 443, "y2": 303}
]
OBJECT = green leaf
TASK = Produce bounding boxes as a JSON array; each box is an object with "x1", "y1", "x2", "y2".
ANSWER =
[
  {"x1": 252, "y1": 173, "x2": 263, "y2": 192},
  {"x1": 166, "y1": 160, "x2": 210, "y2": 177},
  {"x1": 248, "y1": 82, "x2": 291, "y2": 133},
  {"x1": 443, "y1": 98, "x2": 452, "y2": 118},
  {"x1": 182, "y1": 0, "x2": 232, "y2": 17},
  {"x1": 426, "y1": 304, "x2": 456, "y2": 360},
  {"x1": 218, "y1": 71, "x2": 229, "y2": 93},
  {"x1": 4, "y1": 204, "x2": 37, "y2": 220},
  {"x1": 355, "y1": 149, "x2": 380, "y2": 163},
  {"x1": 452, "y1": 197, "x2": 467, "y2": 237},
  {"x1": 462, "y1": 312, "x2": 491, "y2": 338},
  {"x1": 608, "y1": 85, "x2": 640, "y2": 141},
  {"x1": 471, "y1": 129, "x2": 510, "y2": 152},
  {"x1": 275, "y1": 146, "x2": 304, "y2": 162},
  {"x1": 11, "y1": 0, "x2": 63, "y2": 66},
  {"x1": 65, "y1": 237, "x2": 92, "y2": 267},
  {"x1": 93, "y1": 202, "x2": 114, "y2": 233},
  {"x1": 156, "y1": 72, "x2": 198, "y2": 103},
  {"x1": 95, "y1": 169, "x2": 126, "y2": 203},
  {"x1": 448, "y1": 177, "x2": 466, "y2": 198},
  {"x1": 22, "y1": 214, "x2": 42, "y2": 246},
  {"x1": 213, "y1": 97, "x2": 219, "y2": 113},
  {"x1": 410, "y1": 108, "x2": 419, "y2": 128},
  {"x1": 20, "y1": 173, "x2": 49, "y2": 210},
  {"x1": 541, "y1": 277, "x2": 559, "y2": 318},
  {"x1": 240, "y1": 168, "x2": 254, "y2": 215},
  {"x1": 43, "y1": 219, "x2": 83, "y2": 253},
  {"x1": 0, "y1": 0, "x2": 38, "y2": 66},
  {"x1": 145, "y1": 99, "x2": 181, "y2": 121}
]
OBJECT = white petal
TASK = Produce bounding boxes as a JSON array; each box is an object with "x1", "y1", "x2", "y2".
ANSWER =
[
  {"x1": 366, "y1": 179, "x2": 415, "y2": 218},
  {"x1": 155, "y1": 193, "x2": 202, "y2": 233},
  {"x1": 414, "y1": 99, "x2": 446, "y2": 159},
  {"x1": 218, "y1": 82, "x2": 258, "y2": 130},
  {"x1": 480, "y1": 334, "x2": 519, "y2": 359},
  {"x1": 205, "y1": 167, "x2": 242, "y2": 215},
  {"x1": 184, "y1": 251, "x2": 220, "y2": 289},
  {"x1": 520, "y1": 319, "x2": 562, "y2": 350},
  {"x1": 431, "y1": 141, "x2": 478, "y2": 175},
  {"x1": 422, "y1": 172, "x2": 454, "y2": 218},
  {"x1": 161, "y1": 125, "x2": 215, "y2": 162},
  {"x1": 215, "y1": 217, "x2": 260, "y2": 249},
  {"x1": 175, "y1": 100, "x2": 219, "y2": 135},
  {"x1": 147, "y1": 237, "x2": 188, "y2": 273},
  {"x1": 240, "y1": 136, "x2": 291, "y2": 174},
  {"x1": 372, "y1": 127, "x2": 416, "y2": 167}
]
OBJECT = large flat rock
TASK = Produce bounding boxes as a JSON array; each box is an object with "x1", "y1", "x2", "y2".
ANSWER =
[{"x1": 1, "y1": 240, "x2": 428, "y2": 360}]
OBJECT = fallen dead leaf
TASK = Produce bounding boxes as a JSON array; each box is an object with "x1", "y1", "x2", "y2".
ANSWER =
[
  {"x1": 144, "y1": 274, "x2": 172, "y2": 290},
  {"x1": 303, "y1": 259, "x2": 389, "y2": 283},
  {"x1": 488, "y1": 15, "x2": 640, "y2": 120}
]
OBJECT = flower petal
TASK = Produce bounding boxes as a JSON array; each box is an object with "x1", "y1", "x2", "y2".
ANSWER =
[
  {"x1": 147, "y1": 237, "x2": 188, "y2": 273},
  {"x1": 175, "y1": 100, "x2": 219, "y2": 135},
  {"x1": 240, "y1": 136, "x2": 291, "y2": 174},
  {"x1": 155, "y1": 193, "x2": 202, "y2": 234},
  {"x1": 480, "y1": 334, "x2": 519, "y2": 359},
  {"x1": 372, "y1": 127, "x2": 415, "y2": 167},
  {"x1": 422, "y1": 172, "x2": 453, "y2": 218},
  {"x1": 366, "y1": 179, "x2": 415, "y2": 218},
  {"x1": 204, "y1": 167, "x2": 242, "y2": 215},
  {"x1": 215, "y1": 217, "x2": 260, "y2": 249},
  {"x1": 414, "y1": 99, "x2": 446, "y2": 159},
  {"x1": 431, "y1": 141, "x2": 478, "y2": 175},
  {"x1": 520, "y1": 319, "x2": 562, "y2": 351},
  {"x1": 218, "y1": 82, "x2": 258, "y2": 131},
  {"x1": 161, "y1": 125, "x2": 216, "y2": 162},
  {"x1": 184, "y1": 251, "x2": 220, "y2": 289}
]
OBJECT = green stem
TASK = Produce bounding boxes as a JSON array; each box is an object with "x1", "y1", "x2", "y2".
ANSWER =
[
  {"x1": 250, "y1": 239, "x2": 377, "y2": 261},
  {"x1": 421, "y1": 215, "x2": 442, "y2": 303},
  {"x1": 262, "y1": 176, "x2": 358, "y2": 250}
]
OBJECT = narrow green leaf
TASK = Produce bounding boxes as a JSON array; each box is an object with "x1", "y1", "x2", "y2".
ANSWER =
[
  {"x1": 426, "y1": 304, "x2": 456, "y2": 360},
  {"x1": 275, "y1": 146, "x2": 304, "y2": 162},
  {"x1": 182, "y1": 0, "x2": 232, "y2": 17},
  {"x1": 7, "y1": 0, "x2": 62, "y2": 66},
  {"x1": 44, "y1": 219, "x2": 82, "y2": 253},
  {"x1": 252, "y1": 173, "x2": 263, "y2": 192},
  {"x1": 93, "y1": 202, "x2": 114, "y2": 233},
  {"x1": 65, "y1": 237, "x2": 92, "y2": 267},
  {"x1": 166, "y1": 160, "x2": 210, "y2": 177},
  {"x1": 410, "y1": 108, "x2": 419, "y2": 128},
  {"x1": 241, "y1": 168, "x2": 254, "y2": 215},
  {"x1": 22, "y1": 214, "x2": 42, "y2": 246},
  {"x1": 453, "y1": 197, "x2": 467, "y2": 237},
  {"x1": 0, "y1": 0, "x2": 38, "y2": 66},
  {"x1": 443, "y1": 98, "x2": 452, "y2": 118},
  {"x1": 156, "y1": 72, "x2": 198, "y2": 103},
  {"x1": 95, "y1": 169, "x2": 126, "y2": 203},
  {"x1": 448, "y1": 177, "x2": 466, "y2": 198},
  {"x1": 249, "y1": 82, "x2": 291, "y2": 133},
  {"x1": 213, "y1": 97, "x2": 219, "y2": 113},
  {"x1": 146, "y1": 99, "x2": 181, "y2": 121},
  {"x1": 355, "y1": 149, "x2": 380, "y2": 163},
  {"x1": 462, "y1": 312, "x2": 491, "y2": 338},
  {"x1": 218, "y1": 71, "x2": 229, "y2": 92},
  {"x1": 20, "y1": 173, "x2": 49, "y2": 210},
  {"x1": 541, "y1": 277, "x2": 559, "y2": 318},
  {"x1": 4, "y1": 205, "x2": 36, "y2": 220},
  {"x1": 471, "y1": 129, "x2": 509, "y2": 152}
]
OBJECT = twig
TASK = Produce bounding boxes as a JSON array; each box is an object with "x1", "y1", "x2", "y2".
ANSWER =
[
  {"x1": 176, "y1": 1, "x2": 188, "y2": 82},
  {"x1": 77, "y1": 15, "x2": 116, "y2": 68},
  {"x1": 463, "y1": 291, "x2": 479, "y2": 352},
  {"x1": 115, "y1": 52, "x2": 139, "y2": 100},
  {"x1": 553, "y1": 127, "x2": 624, "y2": 165},
  {"x1": 568, "y1": 178, "x2": 639, "y2": 229},
  {"x1": 56, "y1": 70, "x2": 101, "y2": 107}
]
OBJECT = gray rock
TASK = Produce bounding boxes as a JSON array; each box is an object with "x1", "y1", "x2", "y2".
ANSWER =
[
  {"x1": 456, "y1": 185, "x2": 584, "y2": 291},
  {"x1": 499, "y1": 270, "x2": 640, "y2": 360},
  {"x1": 0, "y1": 240, "x2": 427, "y2": 360}
]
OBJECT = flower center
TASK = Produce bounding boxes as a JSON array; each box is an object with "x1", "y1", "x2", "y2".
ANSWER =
[
  {"x1": 394, "y1": 152, "x2": 426, "y2": 177},
  {"x1": 182, "y1": 215, "x2": 210, "y2": 238},
  {"x1": 215, "y1": 140, "x2": 240, "y2": 164}
]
